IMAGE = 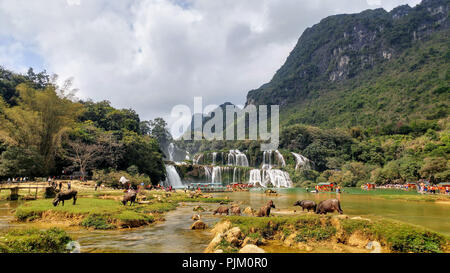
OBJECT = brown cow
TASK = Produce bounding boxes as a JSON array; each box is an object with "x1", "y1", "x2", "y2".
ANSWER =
[
  {"x1": 230, "y1": 205, "x2": 241, "y2": 215},
  {"x1": 213, "y1": 206, "x2": 229, "y2": 215},
  {"x1": 315, "y1": 199, "x2": 343, "y2": 215},
  {"x1": 256, "y1": 200, "x2": 275, "y2": 217}
]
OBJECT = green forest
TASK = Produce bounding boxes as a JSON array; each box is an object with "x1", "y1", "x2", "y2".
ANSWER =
[{"x1": 0, "y1": 67, "x2": 166, "y2": 186}]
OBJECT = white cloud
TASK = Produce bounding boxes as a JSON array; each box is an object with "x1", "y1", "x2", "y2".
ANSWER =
[{"x1": 0, "y1": 0, "x2": 422, "y2": 136}]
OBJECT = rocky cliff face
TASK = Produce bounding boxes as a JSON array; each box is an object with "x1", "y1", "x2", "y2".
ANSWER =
[{"x1": 246, "y1": 0, "x2": 449, "y2": 107}]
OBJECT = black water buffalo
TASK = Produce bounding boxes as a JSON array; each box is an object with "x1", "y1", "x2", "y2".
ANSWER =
[
  {"x1": 52, "y1": 190, "x2": 78, "y2": 206},
  {"x1": 213, "y1": 206, "x2": 229, "y2": 215},
  {"x1": 315, "y1": 199, "x2": 343, "y2": 215},
  {"x1": 294, "y1": 200, "x2": 317, "y2": 212},
  {"x1": 122, "y1": 190, "x2": 137, "y2": 206},
  {"x1": 257, "y1": 200, "x2": 275, "y2": 217}
]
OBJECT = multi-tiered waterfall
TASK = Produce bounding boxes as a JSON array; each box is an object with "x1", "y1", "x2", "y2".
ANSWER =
[{"x1": 191, "y1": 149, "x2": 295, "y2": 188}]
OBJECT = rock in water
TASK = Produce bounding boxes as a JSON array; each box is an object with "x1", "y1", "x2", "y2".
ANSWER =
[
  {"x1": 239, "y1": 244, "x2": 265, "y2": 253},
  {"x1": 192, "y1": 214, "x2": 201, "y2": 221},
  {"x1": 191, "y1": 220, "x2": 207, "y2": 230}
]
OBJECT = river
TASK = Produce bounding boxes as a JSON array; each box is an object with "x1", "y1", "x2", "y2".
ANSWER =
[{"x1": 0, "y1": 189, "x2": 449, "y2": 253}]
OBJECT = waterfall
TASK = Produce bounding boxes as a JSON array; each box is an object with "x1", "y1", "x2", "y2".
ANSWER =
[
  {"x1": 275, "y1": 150, "x2": 286, "y2": 168},
  {"x1": 249, "y1": 169, "x2": 262, "y2": 186},
  {"x1": 212, "y1": 152, "x2": 217, "y2": 165},
  {"x1": 163, "y1": 165, "x2": 184, "y2": 188},
  {"x1": 262, "y1": 150, "x2": 273, "y2": 169},
  {"x1": 211, "y1": 166, "x2": 222, "y2": 183},
  {"x1": 227, "y1": 151, "x2": 235, "y2": 166},
  {"x1": 292, "y1": 153, "x2": 311, "y2": 170},
  {"x1": 263, "y1": 169, "x2": 292, "y2": 188},
  {"x1": 204, "y1": 166, "x2": 212, "y2": 181},
  {"x1": 168, "y1": 143, "x2": 175, "y2": 161},
  {"x1": 249, "y1": 168, "x2": 292, "y2": 188},
  {"x1": 193, "y1": 154, "x2": 203, "y2": 165},
  {"x1": 227, "y1": 150, "x2": 249, "y2": 167},
  {"x1": 235, "y1": 150, "x2": 249, "y2": 167}
]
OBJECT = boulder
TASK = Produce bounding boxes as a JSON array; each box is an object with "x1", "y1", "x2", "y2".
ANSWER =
[
  {"x1": 193, "y1": 206, "x2": 205, "y2": 212},
  {"x1": 239, "y1": 244, "x2": 265, "y2": 253},
  {"x1": 283, "y1": 233, "x2": 298, "y2": 247},
  {"x1": 192, "y1": 214, "x2": 201, "y2": 221},
  {"x1": 224, "y1": 227, "x2": 243, "y2": 246},
  {"x1": 242, "y1": 236, "x2": 259, "y2": 247},
  {"x1": 204, "y1": 233, "x2": 223, "y2": 253},
  {"x1": 211, "y1": 220, "x2": 232, "y2": 236},
  {"x1": 243, "y1": 207, "x2": 255, "y2": 215},
  {"x1": 348, "y1": 231, "x2": 369, "y2": 248},
  {"x1": 366, "y1": 241, "x2": 382, "y2": 253},
  {"x1": 191, "y1": 220, "x2": 207, "y2": 230}
]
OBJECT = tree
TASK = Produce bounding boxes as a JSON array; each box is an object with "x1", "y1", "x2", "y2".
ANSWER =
[
  {"x1": 419, "y1": 157, "x2": 447, "y2": 183},
  {"x1": 65, "y1": 140, "x2": 102, "y2": 180},
  {"x1": 0, "y1": 84, "x2": 82, "y2": 175}
]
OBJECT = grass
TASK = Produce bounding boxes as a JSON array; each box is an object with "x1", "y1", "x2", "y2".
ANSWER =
[
  {"x1": 14, "y1": 190, "x2": 232, "y2": 229},
  {"x1": 0, "y1": 228, "x2": 72, "y2": 253},
  {"x1": 223, "y1": 215, "x2": 449, "y2": 253},
  {"x1": 15, "y1": 198, "x2": 157, "y2": 229}
]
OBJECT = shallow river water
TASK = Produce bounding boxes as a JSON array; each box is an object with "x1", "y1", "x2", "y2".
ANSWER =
[{"x1": 0, "y1": 189, "x2": 449, "y2": 253}]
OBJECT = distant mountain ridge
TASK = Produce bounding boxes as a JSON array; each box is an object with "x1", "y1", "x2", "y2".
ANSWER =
[{"x1": 245, "y1": 0, "x2": 449, "y2": 129}]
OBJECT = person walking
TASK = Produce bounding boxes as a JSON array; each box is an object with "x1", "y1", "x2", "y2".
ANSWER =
[
  {"x1": 59, "y1": 182, "x2": 62, "y2": 191},
  {"x1": 67, "y1": 182, "x2": 71, "y2": 190}
]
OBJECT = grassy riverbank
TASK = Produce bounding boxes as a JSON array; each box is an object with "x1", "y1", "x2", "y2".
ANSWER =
[
  {"x1": 0, "y1": 228, "x2": 72, "y2": 253},
  {"x1": 211, "y1": 214, "x2": 449, "y2": 253},
  {"x1": 14, "y1": 190, "x2": 231, "y2": 230}
]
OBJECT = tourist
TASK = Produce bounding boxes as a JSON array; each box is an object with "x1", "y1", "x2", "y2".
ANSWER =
[
  {"x1": 67, "y1": 182, "x2": 71, "y2": 190},
  {"x1": 59, "y1": 182, "x2": 62, "y2": 191}
]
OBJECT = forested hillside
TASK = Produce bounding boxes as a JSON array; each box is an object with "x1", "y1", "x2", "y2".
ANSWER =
[
  {"x1": 0, "y1": 67, "x2": 166, "y2": 185},
  {"x1": 246, "y1": 0, "x2": 449, "y2": 129}
]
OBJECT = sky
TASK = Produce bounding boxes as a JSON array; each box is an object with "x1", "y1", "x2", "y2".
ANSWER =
[{"x1": 0, "y1": 0, "x2": 422, "y2": 136}]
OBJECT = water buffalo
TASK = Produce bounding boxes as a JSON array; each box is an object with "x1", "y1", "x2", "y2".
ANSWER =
[
  {"x1": 256, "y1": 200, "x2": 275, "y2": 217},
  {"x1": 315, "y1": 199, "x2": 343, "y2": 215},
  {"x1": 293, "y1": 200, "x2": 317, "y2": 212},
  {"x1": 213, "y1": 206, "x2": 229, "y2": 215},
  {"x1": 230, "y1": 205, "x2": 241, "y2": 215},
  {"x1": 52, "y1": 190, "x2": 77, "y2": 206},
  {"x1": 122, "y1": 190, "x2": 137, "y2": 206}
]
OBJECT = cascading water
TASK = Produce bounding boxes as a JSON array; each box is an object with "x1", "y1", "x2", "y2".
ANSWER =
[
  {"x1": 227, "y1": 150, "x2": 249, "y2": 167},
  {"x1": 248, "y1": 169, "x2": 292, "y2": 188},
  {"x1": 193, "y1": 154, "x2": 203, "y2": 165},
  {"x1": 292, "y1": 153, "x2": 311, "y2": 170},
  {"x1": 249, "y1": 169, "x2": 262, "y2": 186},
  {"x1": 275, "y1": 150, "x2": 286, "y2": 168},
  {"x1": 211, "y1": 166, "x2": 222, "y2": 183},
  {"x1": 262, "y1": 169, "x2": 292, "y2": 188},
  {"x1": 212, "y1": 152, "x2": 217, "y2": 165},
  {"x1": 262, "y1": 150, "x2": 273, "y2": 169},
  {"x1": 163, "y1": 165, "x2": 184, "y2": 188},
  {"x1": 167, "y1": 143, "x2": 175, "y2": 161},
  {"x1": 204, "y1": 166, "x2": 212, "y2": 181}
]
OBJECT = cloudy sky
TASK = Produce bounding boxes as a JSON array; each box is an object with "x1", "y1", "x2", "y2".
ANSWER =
[{"x1": 0, "y1": 0, "x2": 421, "y2": 135}]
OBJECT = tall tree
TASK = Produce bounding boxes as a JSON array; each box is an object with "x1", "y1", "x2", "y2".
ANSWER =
[
  {"x1": 0, "y1": 83, "x2": 82, "y2": 175},
  {"x1": 65, "y1": 140, "x2": 102, "y2": 180}
]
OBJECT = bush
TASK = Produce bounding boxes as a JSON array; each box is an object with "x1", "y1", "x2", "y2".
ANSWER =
[{"x1": 81, "y1": 214, "x2": 116, "y2": 230}]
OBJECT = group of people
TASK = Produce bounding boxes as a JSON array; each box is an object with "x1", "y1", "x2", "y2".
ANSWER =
[
  {"x1": 6, "y1": 177, "x2": 29, "y2": 182},
  {"x1": 48, "y1": 178, "x2": 71, "y2": 191}
]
